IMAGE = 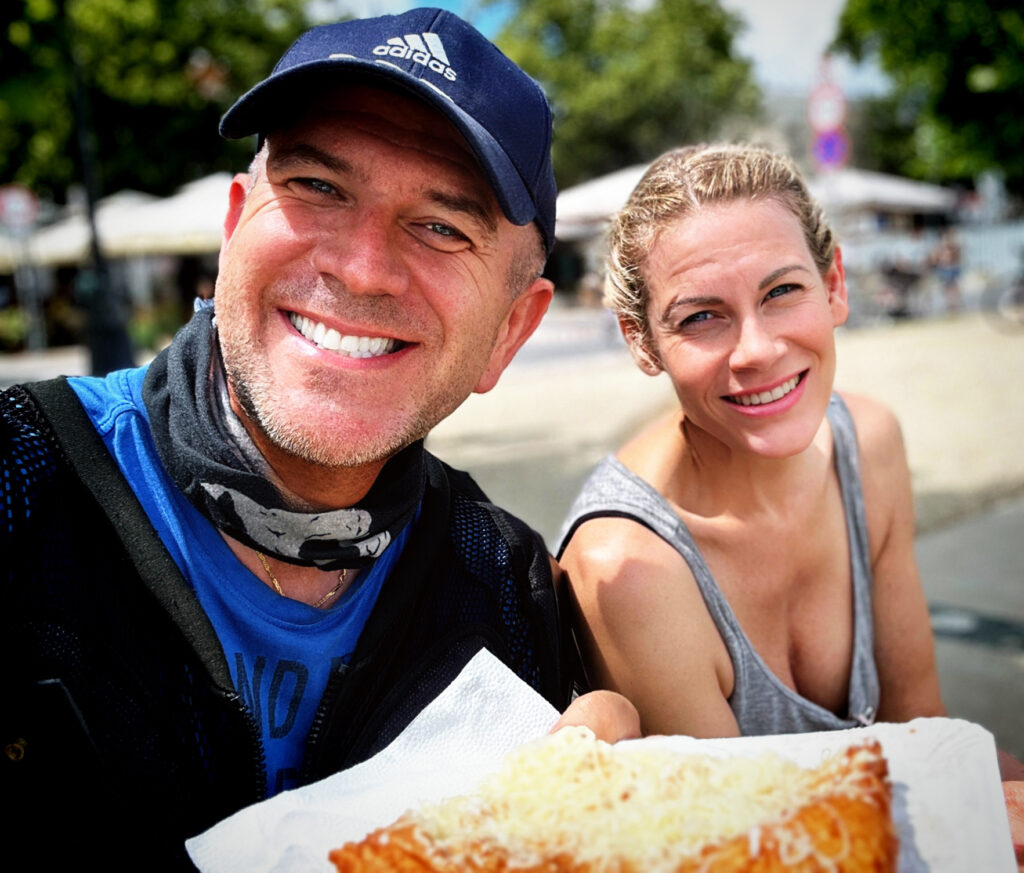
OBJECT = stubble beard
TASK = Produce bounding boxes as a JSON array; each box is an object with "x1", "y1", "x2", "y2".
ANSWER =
[
  {"x1": 226, "y1": 356, "x2": 431, "y2": 470},
  {"x1": 220, "y1": 329, "x2": 476, "y2": 471}
]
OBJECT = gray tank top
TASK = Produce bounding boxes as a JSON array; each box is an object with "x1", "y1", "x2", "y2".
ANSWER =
[{"x1": 557, "y1": 394, "x2": 880, "y2": 735}]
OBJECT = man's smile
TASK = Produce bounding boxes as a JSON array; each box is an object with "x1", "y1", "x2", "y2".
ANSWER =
[{"x1": 287, "y1": 311, "x2": 406, "y2": 358}]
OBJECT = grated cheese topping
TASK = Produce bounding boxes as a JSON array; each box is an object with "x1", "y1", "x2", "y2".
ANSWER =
[{"x1": 403, "y1": 726, "x2": 883, "y2": 871}]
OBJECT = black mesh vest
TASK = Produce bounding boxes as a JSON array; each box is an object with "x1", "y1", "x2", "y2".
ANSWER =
[{"x1": 1, "y1": 379, "x2": 577, "y2": 871}]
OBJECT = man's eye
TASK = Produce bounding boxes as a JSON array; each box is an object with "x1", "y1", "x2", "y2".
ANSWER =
[
  {"x1": 294, "y1": 177, "x2": 336, "y2": 196},
  {"x1": 424, "y1": 222, "x2": 467, "y2": 241}
]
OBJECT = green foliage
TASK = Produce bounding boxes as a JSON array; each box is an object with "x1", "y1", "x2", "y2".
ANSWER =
[
  {"x1": 128, "y1": 298, "x2": 184, "y2": 351},
  {"x1": 832, "y1": 0, "x2": 1024, "y2": 193},
  {"x1": 485, "y1": 0, "x2": 761, "y2": 188},
  {"x1": 0, "y1": 0, "x2": 313, "y2": 203},
  {"x1": 0, "y1": 306, "x2": 30, "y2": 350}
]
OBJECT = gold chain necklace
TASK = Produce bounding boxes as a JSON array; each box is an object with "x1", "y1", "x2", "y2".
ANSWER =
[{"x1": 256, "y1": 551, "x2": 352, "y2": 609}]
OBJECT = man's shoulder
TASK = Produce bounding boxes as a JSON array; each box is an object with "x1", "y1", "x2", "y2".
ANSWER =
[
  {"x1": 434, "y1": 456, "x2": 491, "y2": 503},
  {"x1": 423, "y1": 452, "x2": 551, "y2": 582},
  {"x1": 430, "y1": 454, "x2": 544, "y2": 543},
  {"x1": 65, "y1": 365, "x2": 150, "y2": 431}
]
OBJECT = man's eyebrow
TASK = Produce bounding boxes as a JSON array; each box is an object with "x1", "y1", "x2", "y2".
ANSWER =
[
  {"x1": 428, "y1": 191, "x2": 498, "y2": 235},
  {"x1": 266, "y1": 143, "x2": 358, "y2": 179}
]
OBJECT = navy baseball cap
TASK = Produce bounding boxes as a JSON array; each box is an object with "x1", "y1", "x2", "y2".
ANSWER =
[{"x1": 220, "y1": 7, "x2": 557, "y2": 253}]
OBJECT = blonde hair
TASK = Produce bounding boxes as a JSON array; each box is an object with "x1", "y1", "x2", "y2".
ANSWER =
[{"x1": 605, "y1": 143, "x2": 836, "y2": 368}]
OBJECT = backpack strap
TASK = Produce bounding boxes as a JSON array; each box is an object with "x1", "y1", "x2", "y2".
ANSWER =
[{"x1": 24, "y1": 377, "x2": 231, "y2": 685}]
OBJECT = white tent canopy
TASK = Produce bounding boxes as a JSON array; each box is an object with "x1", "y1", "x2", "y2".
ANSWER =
[
  {"x1": 2, "y1": 173, "x2": 232, "y2": 271},
  {"x1": 555, "y1": 163, "x2": 959, "y2": 243},
  {"x1": 807, "y1": 167, "x2": 958, "y2": 216},
  {"x1": 554, "y1": 163, "x2": 648, "y2": 241}
]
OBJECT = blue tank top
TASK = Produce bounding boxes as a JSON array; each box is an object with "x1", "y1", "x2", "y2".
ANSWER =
[
  {"x1": 69, "y1": 366, "x2": 410, "y2": 794},
  {"x1": 558, "y1": 394, "x2": 880, "y2": 735}
]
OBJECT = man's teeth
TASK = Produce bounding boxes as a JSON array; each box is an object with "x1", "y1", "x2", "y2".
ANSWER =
[
  {"x1": 289, "y1": 313, "x2": 397, "y2": 358},
  {"x1": 730, "y1": 375, "x2": 800, "y2": 406}
]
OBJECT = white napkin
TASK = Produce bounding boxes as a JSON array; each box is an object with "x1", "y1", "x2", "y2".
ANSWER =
[
  {"x1": 186, "y1": 649, "x2": 559, "y2": 873},
  {"x1": 187, "y1": 649, "x2": 1016, "y2": 873}
]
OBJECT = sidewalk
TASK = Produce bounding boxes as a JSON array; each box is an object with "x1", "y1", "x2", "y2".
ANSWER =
[{"x1": 0, "y1": 344, "x2": 90, "y2": 388}]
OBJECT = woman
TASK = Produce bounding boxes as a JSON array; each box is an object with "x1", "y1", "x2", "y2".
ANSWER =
[{"x1": 557, "y1": 143, "x2": 946, "y2": 740}]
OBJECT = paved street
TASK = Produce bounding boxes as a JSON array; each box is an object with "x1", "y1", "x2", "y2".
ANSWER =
[{"x1": 2, "y1": 305, "x2": 1022, "y2": 756}]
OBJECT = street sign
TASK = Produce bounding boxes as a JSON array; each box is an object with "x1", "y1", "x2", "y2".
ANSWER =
[
  {"x1": 0, "y1": 185, "x2": 40, "y2": 233},
  {"x1": 807, "y1": 81, "x2": 847, "y2": 133},
  {"x1": 812, "y1": 128, "x2": 850, "y2": 170}
]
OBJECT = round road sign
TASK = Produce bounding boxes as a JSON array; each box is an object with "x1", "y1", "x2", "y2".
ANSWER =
[
  {"x1": 807, "y1": 82, "x2": 847, "y2": 133},
  {"x1": 0, "y1": 185, "x2": 40, "y2": 232}
]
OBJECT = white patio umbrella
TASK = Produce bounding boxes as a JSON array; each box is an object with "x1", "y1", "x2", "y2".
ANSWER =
[{"x1": 3, "y1": 173, "x2": 233, "y2": 271}]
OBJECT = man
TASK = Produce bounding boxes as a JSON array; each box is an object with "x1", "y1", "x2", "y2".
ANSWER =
[{"x1": 1, "y1": 9, "x2": 635, "y2": 869}]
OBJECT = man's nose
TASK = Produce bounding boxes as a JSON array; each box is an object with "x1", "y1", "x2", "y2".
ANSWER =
[
  {"x1": 729, "y1": 314, "x2": 783, "y2": 370},
  {"x1": 312, "y1": 213, "x2": 407, "y2": 296}
]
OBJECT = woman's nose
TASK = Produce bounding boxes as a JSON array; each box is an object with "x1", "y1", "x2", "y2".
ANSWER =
[{"x1": 729, "y1": 315, "x2": 783, "y2": 370}]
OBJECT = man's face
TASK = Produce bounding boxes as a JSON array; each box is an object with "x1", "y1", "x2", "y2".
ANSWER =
[{"x1": 214, "y1": 84, "x2": 551, "y2": 478}]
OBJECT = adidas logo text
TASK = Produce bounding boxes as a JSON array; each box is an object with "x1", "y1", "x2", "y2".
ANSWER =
[{"x1": 373, "y1": 33, "x2": 457, "y2": 81}]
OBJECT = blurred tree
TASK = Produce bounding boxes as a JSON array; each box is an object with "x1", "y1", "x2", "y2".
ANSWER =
[
  {"x1": 485, "y1": 0, "x2": 761, "y2": 188},
  {"x1": 832, "y1": 0, "x2": 1024, "y2": 194},
  {"x1": 0, "y1": 0, "x2": 313, "y2": 203}
]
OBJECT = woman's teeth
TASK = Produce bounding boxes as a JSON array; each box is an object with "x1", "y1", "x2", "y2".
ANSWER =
[
  {"x1": 289, "y1": 313, "x2": 397, "y2": 358},
  {"x1": 729, "y1": 374, "x2": 801, "y2": 406}
]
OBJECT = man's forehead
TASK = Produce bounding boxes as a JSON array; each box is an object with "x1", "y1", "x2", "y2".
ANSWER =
[
  {"x1": 267, "y1": 83, "x2": 503, "y2": 217},
  {"x1": 272, "y1": 82, "x2": 478, "y2": 169}
]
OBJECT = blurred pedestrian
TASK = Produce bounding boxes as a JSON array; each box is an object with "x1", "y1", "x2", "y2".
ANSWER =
[{"x1": 931, "y1": 229, "x2": 963, "y2": 312}]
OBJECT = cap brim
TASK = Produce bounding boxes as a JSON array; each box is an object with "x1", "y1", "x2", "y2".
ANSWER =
[{"x1": 219, "y1": 59, "x2": 538, "y2": 230}]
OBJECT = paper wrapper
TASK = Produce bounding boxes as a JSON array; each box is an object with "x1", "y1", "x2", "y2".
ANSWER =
[{"x1": 186, "y1": 650, "x2": 1016, "y2": 873}]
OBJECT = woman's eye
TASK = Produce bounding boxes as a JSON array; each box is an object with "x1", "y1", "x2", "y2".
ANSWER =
[
  {"x1": 766, "y1": 283, "x2": 799, "y2": 300},
  {"x1": 680, "y1": 310, "x2": 714, "y2": 328}
]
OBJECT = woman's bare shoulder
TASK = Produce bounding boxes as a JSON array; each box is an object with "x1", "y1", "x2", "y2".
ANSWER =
[
  {"x1": 562, "y1": 515, "x2": 682, "y2": 592},
  {"x1": 836, "y1": 391, "x2": 906, "y2": 465},
  {"x1": 560, "y1": 513, "x2": 736, "y2": 736}
]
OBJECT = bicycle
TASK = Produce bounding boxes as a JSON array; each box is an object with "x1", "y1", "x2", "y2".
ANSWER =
[{"x1": 982, "y1": 255, "x2": 1024, "y2": 333}]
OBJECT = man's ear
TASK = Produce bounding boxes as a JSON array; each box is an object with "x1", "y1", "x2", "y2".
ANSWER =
[
  {"x1": 619, "y1": 315, "x2": 663, "y2": 376},
  {"x1": 217, "y1": 173, "x2": 250, "y2": 274},
  {"x1": 827, "y1": 246, "x2": 850, "y2": 328},
  {"x1": 473, "y1": 277, "x2": 554, "y2": 394}
]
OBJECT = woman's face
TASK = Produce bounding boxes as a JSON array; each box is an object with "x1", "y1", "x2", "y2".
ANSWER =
[{"x1": 641, "y1": 197, "x2": 848, "y2": 459}]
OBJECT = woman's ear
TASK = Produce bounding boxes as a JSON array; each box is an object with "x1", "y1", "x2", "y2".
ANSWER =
[
  {"x1": 827, "y1": 246, "x2": 850, "y2": 328},
  {"x1": 619, "y1": 316, "x2": 663, "y2": 376}
]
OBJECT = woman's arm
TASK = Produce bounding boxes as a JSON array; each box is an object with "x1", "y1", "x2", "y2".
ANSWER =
[{"x1": 560, "y1": 516, "x2": 740, "y2": 738}]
